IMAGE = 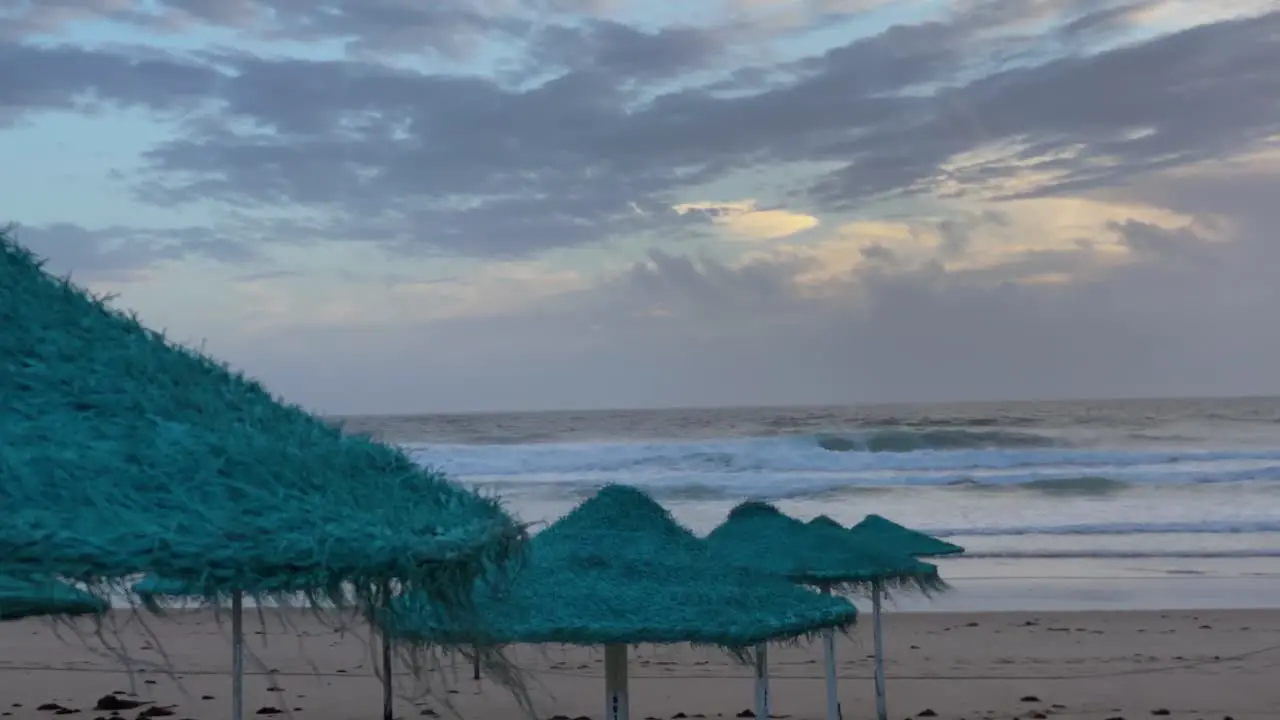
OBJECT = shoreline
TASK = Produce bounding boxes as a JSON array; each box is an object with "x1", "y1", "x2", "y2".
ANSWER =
[
  {"x1": 93, "y1": 556, "x2": 1280, "y2": 614},
  {"x1": 3, "y1": 608, "x2": 1279, "y2": 719}
]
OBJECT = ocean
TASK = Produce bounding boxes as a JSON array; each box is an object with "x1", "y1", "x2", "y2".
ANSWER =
[{"x1": 342, "y1": 396, "x2": 1280, "y2": 611}]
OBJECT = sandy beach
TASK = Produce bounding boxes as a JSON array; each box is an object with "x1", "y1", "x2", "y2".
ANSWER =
[{"x1": 2, "y1": 608, "x2": 1276, "y2": 720}]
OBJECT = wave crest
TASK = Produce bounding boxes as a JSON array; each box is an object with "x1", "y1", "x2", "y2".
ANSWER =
[{"x1": 816, "y1": 429, "x2": 1058, "y2": 453}]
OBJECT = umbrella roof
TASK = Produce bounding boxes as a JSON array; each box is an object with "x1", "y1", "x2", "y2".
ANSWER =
[
  {"x1": 0, "y1": 576, "x2": 108, "y2": 621},
  {"x1": 0, "y1": 229, "x2": 524, "y2": 604},
  {"x1": 379, "y1": 485, "x2": 858, "y2": 647},
  {"x1": 706, "y1": 502, "x2": 943, "y2": 590},
  {"x1": 849, "y1": 514, "x2": 965, "y2": 557}
]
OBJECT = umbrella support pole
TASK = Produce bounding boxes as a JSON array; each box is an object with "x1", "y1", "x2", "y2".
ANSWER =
[
  {"x1": 473, "y1": 646, "x2": 481, "y2": 681},
  {"x1": 604, "y1": 643, "x2": 629, "y2": 720},
  {"x1": 872, "y1": 581, "x2": 887, "y2": 720},
  {"x1": 381, "y1": 630, "x2": 393, "y2": 720},
  {"x1": 231, "y1": 594, "x2": 243, "y2": 720},
  {"x1": 753, "y1": 643, "x2": 770, "y2": 720},
  {"x1": 820, "y1": 585, "x2": 839, "y2": 720},
  {"x1": 380, "y1": 584, "x2": 394, "y2": 720}
]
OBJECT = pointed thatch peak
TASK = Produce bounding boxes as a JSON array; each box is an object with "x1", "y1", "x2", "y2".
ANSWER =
[
  {"x1": 808, "y1": 515, "x2": 846, "y2": 530},
  {"x1": 850, "y1": 514, "x2": 965, "y2": 557},
  {"x1": 727, "y1": 500, "x2": 781, "y2": 520},
  {"x1": 538, "y1": 484, "x2": 699, "y2": 548}
]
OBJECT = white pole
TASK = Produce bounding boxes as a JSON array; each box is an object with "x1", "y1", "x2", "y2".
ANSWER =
[
  {"x1": 872, "y1": 581, "x2": 887, "y2": 720},
  {"x1": 231, "y1": 594, "x2": 244, "y2": 720},
  {"x1": 380, "y1": 583, "x2": 394, "y2": 720},
  {"x1": 604, "y1": 643, "x2": 629, "y2": 720},
  {"x1": 753, "y1": 643, "x2": 770, "y2": 719},
  {"x1": 821, "y1": 585, "x2": 839, "y2": 720},
  {"x1": 381, "y1": 630, "x2": 393, "y2": 720}
]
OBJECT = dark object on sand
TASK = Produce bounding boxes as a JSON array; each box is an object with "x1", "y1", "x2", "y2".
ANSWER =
[{"x1": 93, "y1": 697, "x2": 147, "y2": 712}]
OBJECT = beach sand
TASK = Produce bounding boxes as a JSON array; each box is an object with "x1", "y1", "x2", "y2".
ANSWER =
[{"x1": 1, "y1": 609, "x2": 1277, "y2": 720}]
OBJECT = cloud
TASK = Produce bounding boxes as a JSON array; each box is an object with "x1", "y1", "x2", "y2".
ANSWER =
[
  {"x1": 0, "y1": 42, "x2": 217, "y2": 125},
  {"x1": 523, "y1": 20, "x2": 726, "y2": 82},
  {"x1": 12, "y1": 222, "x2": 258, "y2": 281},
  {"x1": 673, "y1": 200, "x2": 819, "y2": 240},
  {"x1": 198, "y1": 143, "x2": 1280, "y2": 413},
  {"x1": 5, "y1": 0, "x2": 1280, "y2": 411},
  {"x1": 3, "y1": 2, "x2": 1271, "y2": 262}
]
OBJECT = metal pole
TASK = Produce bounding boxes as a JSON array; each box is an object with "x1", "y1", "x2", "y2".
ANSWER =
[
  {"x1": 872, "y1": 581, "x2": 887, "y2": 720},
  {"x1": 381, "y1": 584, "x2": 394, "y2": 720},
  {"x1": 821, "y1": 585, "x2": 839, "y2": 720},
  {"x1": 753, "y1": 643, "x2": 770, "y2": 719},
  {"x1": 473, "y1": 647, "x2": 481, "y2": 681},
  {"x1": 381, "y1": 631, "x2": 393, "y2": 720},
  {"x1": 231, "y1": 594, "x2": 244, "y2": 720},
  {"x1": 604, "y1": 643, "x2": 629, "y2": 720}
]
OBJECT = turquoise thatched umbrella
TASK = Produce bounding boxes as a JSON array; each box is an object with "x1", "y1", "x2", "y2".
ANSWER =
[
  {"x1": 814, "y1": 514, "x2": 963, "y2": 720},
  {"x1": 707, "y1": 503, "x2": 943, "y2": 720},
  {"x1": 0, "y1": 576, "x2": 108, "y2": 620},
  {"x1": 378, "y1": 485, "x2": 859, "y2": 720},
  {"x1": 849, "y1": 514, "x2": 966, "y2": 558},
  {"x1": 0, "y1": 229, "x2": 526, "y2": 720}
]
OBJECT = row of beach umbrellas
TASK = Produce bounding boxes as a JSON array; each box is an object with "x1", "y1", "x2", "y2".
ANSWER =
[
  {"x1": 0, "y1": 228, "x2": 964, "y2": 720},
  {"x1": 2, "y1": 487, "x2": 963, "y2": 720},
  {"x1": 377, "y1": 487, "x2": 964, "y2": 720}
]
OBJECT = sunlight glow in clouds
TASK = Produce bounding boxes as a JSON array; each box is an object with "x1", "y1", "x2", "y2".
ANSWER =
[{"x1": 673, "y1": 200, "x2": 821, "y2": 240}]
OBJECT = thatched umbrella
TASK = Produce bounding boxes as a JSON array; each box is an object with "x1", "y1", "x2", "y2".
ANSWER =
[
  {"x1": 0, "y1": 229, "x2": 526, "y2": 720},
  {"x1": 813, "y1": 514, "x2": 963, "y2": 720},
  {"x1": 377, "y1": 485, "x2": 859, "y2": 720},
  {"x1": 1, "y1": 577, "x2": 108, "y2": 620},
  {"x1": 848, "y1": 514, "x2": 966, "y2": 558},
  {"x1": 706, "y1": 503, "x2": 943, "y2": 720}
]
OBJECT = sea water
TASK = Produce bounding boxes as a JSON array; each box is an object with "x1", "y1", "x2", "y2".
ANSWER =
[{"x1": 342, "y1": 396, "x2": 1280, "y2": 611}]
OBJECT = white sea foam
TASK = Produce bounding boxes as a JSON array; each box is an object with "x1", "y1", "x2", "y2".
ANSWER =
[{"x1": 403, "y1": 428, "x2": 1280, "y2": 556}]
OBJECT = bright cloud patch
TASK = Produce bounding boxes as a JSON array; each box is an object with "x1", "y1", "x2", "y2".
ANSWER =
[{"x1": 672, "y1": 200, "x2": 820, "y2": 240}]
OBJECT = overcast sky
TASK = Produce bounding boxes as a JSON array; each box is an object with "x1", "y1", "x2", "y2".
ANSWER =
[{"x1": 4, "y1": 0, "x2": 1279, "y2": 414}]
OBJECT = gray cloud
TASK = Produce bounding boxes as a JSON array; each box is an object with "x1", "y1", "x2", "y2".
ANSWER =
[
  {"x1": 0, "y1": 42, "x2": 216, "y2": 125},
  {"x1": 13, "y1": 223, "x2": 259, "y2": 281},
  {"x1": 149, "y1": 7, "x2": 1280, "y2": 256},
  {"x1": 231, "y1": 163, "x2": 1280, "y2": 413},
  {"x1": 7, "y1": 1, "x2": 1270, "y2": 260},
  {"x1": 5, "y1": 0, "x2": 1280, "y2": 411},
  {"x1": 809, "y1": 10, "x2": 1280, "y2": 206},
  {"x1": 522, "y1": 20, "x2": 725, "y2": 83},
  {"x1": 2, "y1": 0, "x2": 608, "y2": 58}
]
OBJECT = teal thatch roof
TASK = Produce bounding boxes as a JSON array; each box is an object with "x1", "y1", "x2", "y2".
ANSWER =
[
  {"x1": 0, "y1": 229, "x2": 525, "y2": 605},
  {"x1": 849, "y1": 514, "x2": 965, "y2": 558},
  {"x1": 808, "y1": 515, "x2": 846, "y2": 531},
  {"x1": 0, "y1": 576, "x2": 108, "y2": 620},
  {"x1": 706, "y1": 502, "x2": 944, "y2": 591},
  {"x1": 130, "y1": 574, "x2": 344, "y2": 615},
  {"x1": 132, "y1": 576, "x2": 202, "y2": 598},
  {"x1": 378, "y1": 485, "x2": 858, "y2": 648}
]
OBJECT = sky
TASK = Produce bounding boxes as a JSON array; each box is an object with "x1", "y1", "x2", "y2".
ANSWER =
[{"x1": 4, "y1": 0, "x2": 1280, "y2": 414}]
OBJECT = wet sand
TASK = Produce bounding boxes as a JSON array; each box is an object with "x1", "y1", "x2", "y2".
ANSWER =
[{"x1": 1, "y1": 608, "x2": 1278, "y2": 720}]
